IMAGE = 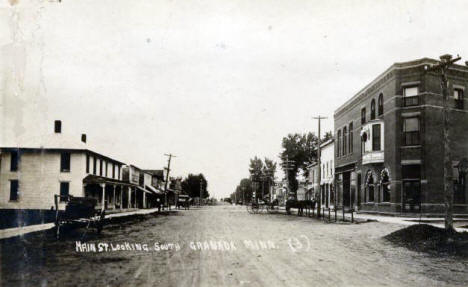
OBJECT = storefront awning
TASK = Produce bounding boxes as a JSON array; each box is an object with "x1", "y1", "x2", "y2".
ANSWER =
[{"x1": 145, "y1": 185, "x2": 164, "y2": 195}]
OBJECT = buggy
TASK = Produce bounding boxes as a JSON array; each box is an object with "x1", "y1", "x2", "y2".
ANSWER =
[{"x1": 54, "y1": 195, "x2": 106, "y2": 239}]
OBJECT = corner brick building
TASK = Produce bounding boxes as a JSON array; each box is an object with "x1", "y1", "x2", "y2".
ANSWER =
[{"x1": 334, "y1": 58, "x2": 468, "y2": 215}]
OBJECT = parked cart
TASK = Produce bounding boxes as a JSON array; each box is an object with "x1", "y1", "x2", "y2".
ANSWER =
[{"x1": 54, "y1": 195, "x2": 105, "y2": 239}]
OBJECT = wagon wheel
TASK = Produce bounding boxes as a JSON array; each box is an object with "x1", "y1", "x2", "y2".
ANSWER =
[
  {"x1": 246, "y1": 203, "x2": 253, "y2": 214},
  {"x1": 251, "y1": 203, "x2": 260, "y2": 214},
  {"x1": 266, "y1": 203, "x2": 277, "y2": 214}
]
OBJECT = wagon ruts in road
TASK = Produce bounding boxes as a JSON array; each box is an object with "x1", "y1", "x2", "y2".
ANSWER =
[{"x1": 54, "y1": 195, "x2": 106, "y2": 239}]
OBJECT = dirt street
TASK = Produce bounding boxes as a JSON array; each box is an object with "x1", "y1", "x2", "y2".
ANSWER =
[{"x1": 1, "y1": 204, "x2": 468, "y2": 287}]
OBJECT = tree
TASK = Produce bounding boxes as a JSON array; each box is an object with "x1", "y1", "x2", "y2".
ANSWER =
[
  {"x1": 323, "y1": 131, "x2": 333, "y2": 142},
  {"x1": 280, "y1": 132, "x2": 319, "y2": 194},
  {"x1": 181, "y1": 173, "x2": 209, "y2": 199}
]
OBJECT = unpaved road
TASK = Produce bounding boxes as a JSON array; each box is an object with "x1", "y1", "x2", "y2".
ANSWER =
[{"x1": 1, "y1": 204, "x2": 468, "y2": 287}]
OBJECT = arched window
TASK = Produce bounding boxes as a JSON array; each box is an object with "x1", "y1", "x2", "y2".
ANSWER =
[
  {"x1": 366, "y1": 170, "x2": 374, "y2": 202},
  {"x1": 343, "y1": 126, "x2": 347, "y2": 156},
  {"x1": 349, "y1": 122, "x2": 353, "y2": 154},
  {"x1": 378, "y1": 93, "x2": 384, "y2": 116},
  {"x1": 361, "y1": 108, "x2": 366, "y2": 124},
  {"x1": 370, "y1": 99, "x2": 376, "y2": 120},
  {"x1": 337, "y1": 130, "x2": 341, "y2": 157},
  {"x1": 381, "y1": 169, "x2": 390, "y2": 202}
]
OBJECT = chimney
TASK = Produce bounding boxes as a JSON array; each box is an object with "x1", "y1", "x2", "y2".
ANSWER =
[
  {"x1": 54, "y1": 120, "x2": 62, "y2": 133},
  {"x1": 81, "y1": 134, "x2": 87, "y2": 143}
]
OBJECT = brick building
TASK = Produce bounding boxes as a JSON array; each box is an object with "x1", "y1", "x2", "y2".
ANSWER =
[{"x1": 334, "y1": 58, "x2": 468, "y2": 215}]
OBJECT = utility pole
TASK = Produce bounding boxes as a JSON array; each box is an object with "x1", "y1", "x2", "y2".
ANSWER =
[
  {"x1": 314, "y1": 115, "x2": 327, "y2": 218},
  {"x1": 164, "y1": 153, "x2": 176, "y2": 210},
  {"x1": 425, "y1": 54, "x2": 460, "y2": 231}
]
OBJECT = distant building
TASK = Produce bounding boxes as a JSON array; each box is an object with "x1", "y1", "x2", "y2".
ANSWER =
[
  {"x1": 307, "y1": 139, "x2": 334, "y2": 206},
  {"x1": 334, "y1": 58, "x2": 468, "y2": 215}
]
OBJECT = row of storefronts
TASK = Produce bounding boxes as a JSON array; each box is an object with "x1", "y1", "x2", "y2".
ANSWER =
[{"x1": 0, "y1": 121, "x2": 181, "y2": 229}]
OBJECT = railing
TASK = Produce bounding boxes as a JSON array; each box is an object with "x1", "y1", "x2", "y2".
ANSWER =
[{"x1": 404, "y1": 95, "x2": 419, "y2": 107}]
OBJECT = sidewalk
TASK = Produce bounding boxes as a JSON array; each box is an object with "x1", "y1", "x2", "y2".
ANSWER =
[
  {"x1": 283, "y1": 207, "x2": 468, "y2": 232},
  {"x1": 0, "y1": 207, "x2": 168, "y2": 240}
]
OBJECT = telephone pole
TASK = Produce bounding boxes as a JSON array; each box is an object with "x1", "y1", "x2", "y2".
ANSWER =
[
  {"x1": 426, "y1": 54, "x2": 461, "y2": 231},
  {"x1": 314, "y1": 115, "x2": 327, "y2": 218},
  {"x1": 164, "y1": 153, "x2": 176, "y2": 209}
]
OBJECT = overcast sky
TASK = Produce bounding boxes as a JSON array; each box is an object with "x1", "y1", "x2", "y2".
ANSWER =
[{"x1": 2, "y1": 0, "x2": 468, "y2": 198}]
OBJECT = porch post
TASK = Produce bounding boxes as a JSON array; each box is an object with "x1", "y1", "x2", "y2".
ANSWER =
[
  {"x1": 127, "y1": 186, "x2": 131, "y2": 209},
  {"x1": 100, "y1": 183, "x2": 106, "y2": 211},
  {"x1": 113, "y1": 185, "x2": 116, "y2": 209},
  {"x1": 120, "y1": 186, "x2": 123, "y2": 211},
  {"x1": 134, "y1": 187, "x2": 137, "y2": 208}
]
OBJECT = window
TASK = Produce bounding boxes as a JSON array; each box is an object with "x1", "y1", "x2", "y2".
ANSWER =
[
  {"x1": 60, "y1": 182, "x2": 69, "y2": 202},
  {"x1": 60, "y1": 152, "x2": 70, "y2": 172},
  {"x1": 361, "y1": 108, "x2": 366, "y2": 124},
  {"x1": 349, "y1": 122, "x2": 353, "y2": 154},
  {"x1": 105, "y1": 162, "x2": 108, "y2": 177},
  {"x1": 402, "y1": 165, "x2": 421, "y2": 212},
  {"x1": 370, "y1": 99, "x2": 376, "y2": 120},
  {"x1": 99, "y1": 159, "x2": 103, "y2": 176},
  {"x1": 326, "y1": 162, "x2": 329, "y2": 177},
  {"x1": 454, "y1": 88, "x2": 464, "y2": 109},
  {"x1": 403, "y1": 117, "x2": 420, "y2": 145},
  {"x1": 381, "y1": 169, "x2": 390, "y2": 202},
  {"x1": 372, "y1": 124, "x2": 381, "y2": 151},
  {"x1": 337, "y1": 130, "x2": 341, "y2": 157},
  {"x1": 118, "y1": 166, "x2": 121, "y2": 179},
  {"x1": 10, "y1": 150, "x2": 19, "y2": 172},
  {"x1": 343, "y1": 127, "x2": 347, "y2": 155},
  {"x1": 378, "y1": 93, "x2": 384, "y2": 116},
  {"x1": 10, "y1": 180, "x2": 19, "y2": 201},
  {"x1": 93, "y1": 156, "x2": 97, "y2": 175},
  {"x1": 112, "y1": 163, "x2": 115, "y2": 179},
  {"x1": 54, "y1": 120, "x2": 62, "y2": 133},
  {"x1": 366, "y1": 171, "x2": 374, "y2": 202},
  {"x1": 86, "y1": 154, "x2": 90, "y2": 173},
  {"x1": 403, "y1": 86, "x2": 419, "y2": 106}
]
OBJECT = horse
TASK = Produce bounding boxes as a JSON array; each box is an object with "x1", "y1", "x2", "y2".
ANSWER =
[{"x1": 286, "y1": 199, "x2": 316, "y2": 216}]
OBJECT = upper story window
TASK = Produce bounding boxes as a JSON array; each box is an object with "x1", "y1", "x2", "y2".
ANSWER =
[
  {"x1": 343, "y1": 126, "x2": 347, "y2": 156},
  {"x1": 361, "y1": 108, "x2": 366, "y2": 124},
  {"x1": 370, "y1": 99, "x2": 376, "y2": 120},
  {"x1": 105, "y1": 162, "x2": 108, "y2": 177},
  {"x1": 93, "y1": 156, "x2": 97, "y2": 175},
  {"x1": 454, "y1": 88, "x2": 464, "y2": 109},
  {"x1": 118, "y1": 166, "x2": 121, "y2": 180},
  {"x1": 10, "y1": 180, "x2": 19, "y2": 201},
  {"x1": 403, "y1": 86, "x2": 419, "y2": 106},
  {"x1": 349, "y1": 122, "x2": 353, "y2": 154},
  {"x1": 99, "y1": 159, "x2": 103, "y2": 176},
  {"x1": 337, "y1": 130, "x2": 342, "y2": 157},
  {"x1": 60, "y1": 152, "x2": 71, "y2": 172},
  {"x1": 378, "y1": 93, "x2": 384, "y2": 116},
  {"x1": 86, "y1": 154, "x2": 90, "y2": 173},
  {"x1": 372, "y1": 124, "x2": 381, "y2": 151},
  {"x1": 112, "y1": 163, "x2": 115, "y2": 179},
  {"x1": 10, "y1": 150, "x2": 19, "y2": 172},
  {"x1": 403, "y1": 117, "x2": 420, "y2": 146}
]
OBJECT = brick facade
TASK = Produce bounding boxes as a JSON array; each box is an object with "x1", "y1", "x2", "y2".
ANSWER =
[{"x1": 334, "y1": 58, "x2": 468, "y2": 215}]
